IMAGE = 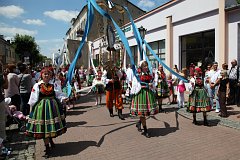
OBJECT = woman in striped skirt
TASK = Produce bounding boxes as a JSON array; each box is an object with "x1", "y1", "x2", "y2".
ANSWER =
[
  {"x1": 130, "y1": 61, "x2": 158, "y2": 138},
  {"x1": 187, "y1": 67, "x2": 211, "y2": 126},
  {"x1": 25, "y1": 67, "x2": 68, "y2": 157}
]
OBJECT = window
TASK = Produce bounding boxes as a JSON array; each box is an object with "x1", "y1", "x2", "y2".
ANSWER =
[{"x1": 181, "y1": 30, "x2": 215, "y2": 70}]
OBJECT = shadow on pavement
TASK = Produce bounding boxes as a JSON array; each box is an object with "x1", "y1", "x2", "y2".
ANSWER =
[
  {"x1": 66, "y1": 110, "x2": 87, "y2": 116},
  {"x1": 148, "y1": 126, "x2": 178, "y2": 137},
  {"x1": 76, "y1": 94, "x2": 97, "y2": 103},
  {"x1": 67, "y1": 121, "x2": 87, "y2": 128},
  {"x1": 49, "y1": 122, "x2": 137, "y2": 158},
  {"x1": 97, "y1": 122, "x2": 136, "y2": 147},
  {"x1": 163, "y1": 107, "x2": 178, "y2": 113},
  {"x1": 149, "y1": 111, "x2": 179, "y2": 137},
  {"x1": 71, "y1": 105, "x2": 94, "y2": 110},
  {"x1": 227, "y1": 110, "x2": 240, "y2": 116},
  {"x1": 82, "y1": 120, "x2": 137, "y2": 128},
  {"x1": 207, "y1": 119, "x2": 221, "y2": 126},
  {"x1": 48, "y1": 141, "x2": 98, "y2": 157}
]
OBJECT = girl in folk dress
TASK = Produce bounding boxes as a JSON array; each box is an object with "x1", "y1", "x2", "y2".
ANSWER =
[
  {"x1": 25, "y1": 67, "x2": 68, "y2": 157},
  {"x1": 92, "y1": 70, "x2": 105, "y2": 105},
  {"x1": 166, "y1": 74, "x2": 173, "y2": 105},
  {"x1": 187, "y1": 67, "x2": 211, "y2": 126},
  {"x1": 154, "y1": 65, "x2": 170, "y2": 112},
  {"x1": 131, "y1": 61, "x2": 158, "y2": 138}
]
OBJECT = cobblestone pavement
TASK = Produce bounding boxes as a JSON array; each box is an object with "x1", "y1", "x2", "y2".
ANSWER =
[
  {"x1": 4, "y1": 92, "x2": 240, "y2": 160},
  {"x1": 34, "y1": 93, "x2": 240, "y2": 160},
  {"x1": 2, "y1": 128, "x2": 35, "y2": 160}
]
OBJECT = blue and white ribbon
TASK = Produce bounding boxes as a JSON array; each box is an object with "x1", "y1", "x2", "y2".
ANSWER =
[{"x1": 66, "y1": 0, "x2": 94, "y2": 96}]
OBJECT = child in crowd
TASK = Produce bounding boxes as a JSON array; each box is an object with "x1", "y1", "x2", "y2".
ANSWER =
[
  {"x1": 92, "y1": 69, "x2": 105, "y2": 105},
  {"x1": 177, "y1": 73, "x2": 186, "y2": 108}
]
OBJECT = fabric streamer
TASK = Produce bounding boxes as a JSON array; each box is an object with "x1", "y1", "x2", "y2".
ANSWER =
[
  {"x1": 67, "y1": 0, "x2": 187, "y2": 97},
  {"x1": 66, "y1": 1, "x2": 94, "y2": 96}
]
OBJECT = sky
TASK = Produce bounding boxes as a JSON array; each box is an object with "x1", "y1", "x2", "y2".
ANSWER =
[{"x1": 0, "y1": 0, "x2": 170, "y2": 58}]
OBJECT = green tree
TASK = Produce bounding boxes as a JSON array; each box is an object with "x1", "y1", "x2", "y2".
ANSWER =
[{"x1": 12, "y1": 34, "x2": 43, "y2": 66}]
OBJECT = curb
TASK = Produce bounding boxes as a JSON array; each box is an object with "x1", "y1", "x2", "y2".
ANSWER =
[{"x1": 177, "y1": 108, "x2": 240, "y2": 130}]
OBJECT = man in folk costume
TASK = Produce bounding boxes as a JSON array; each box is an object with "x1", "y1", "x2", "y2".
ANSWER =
[{"x1": 104, "y1": 64, "x2": 125, "y2": 120}]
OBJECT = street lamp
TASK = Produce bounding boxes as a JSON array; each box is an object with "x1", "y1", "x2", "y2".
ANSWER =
[{"x1": 138, "y1": 26, "x2": 147, "y2": 61}]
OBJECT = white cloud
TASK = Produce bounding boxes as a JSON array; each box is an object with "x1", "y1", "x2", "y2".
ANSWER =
[
  {"x1": 44, "y1": 10, "x2": 78, "y2": 22},
  {"x1": 0, "y1": 23, "x2": 37, "y2": 37},
  {"x1": 0, "y1": 5, "x2": 24, "y2": 19},
  {"x1": 36, "y1": 39, "x2": 64, "y2": 58},
  {"x1": 22, "y1": 19, "x2": 46, "y2": 26},
  {"x1": 138, "y1": 0, "x2": 156, "y2": 8},
  {"x1": 37, "y1": 39, "x2": 63, "y2": 44}
]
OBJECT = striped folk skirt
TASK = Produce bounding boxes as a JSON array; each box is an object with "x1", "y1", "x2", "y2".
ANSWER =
[
  {"x1": 156, "y1": 81, "x2": 170, "y2": 98},
  {"x1": 25, "y1": 98, "x2": 67, "y2": 139},
  {"x1": 131, "y1": 88, "x2": 158, "y2": 116},
  {"x1": 187, "y1": 86, "x2": 211, "y2": 112}
]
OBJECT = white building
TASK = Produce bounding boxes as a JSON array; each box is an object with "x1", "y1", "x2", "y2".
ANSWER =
[
  {"x1": 92, "y1": 0, "x2": 240, "y2": 71},
  {"x1": 66, "y1": 0, "x2": 145, "y2": 69}
]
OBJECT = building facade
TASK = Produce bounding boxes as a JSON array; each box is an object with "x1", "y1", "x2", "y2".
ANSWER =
[
  {"x1": 65, "y1": 0, "x2": 145, "y2": 69},
  {"x1": 92, "y1": 0, "x2": 240, "y2": 72},
  {"x1": 0, "y1": 35, "x2": 18, "y2": 65}
]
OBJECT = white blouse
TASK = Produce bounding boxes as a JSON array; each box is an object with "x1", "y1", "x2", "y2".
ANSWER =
[{"x1": 28, "y1": 80, "x2": 67, "y2": 107}]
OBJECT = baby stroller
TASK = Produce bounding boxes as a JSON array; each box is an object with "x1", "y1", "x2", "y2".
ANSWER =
[{"x1": 5, "y1": 98, "x2": 26, "y2": 132}]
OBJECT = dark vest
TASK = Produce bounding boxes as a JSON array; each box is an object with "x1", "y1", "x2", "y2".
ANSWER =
[{"x1": 105, "y1": 70, "x2": 121, "y2": 91}]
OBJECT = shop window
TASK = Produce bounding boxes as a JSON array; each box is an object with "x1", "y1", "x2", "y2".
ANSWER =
[{"x1": 181, "y1": 30, "x2": 215, "y2": 71}]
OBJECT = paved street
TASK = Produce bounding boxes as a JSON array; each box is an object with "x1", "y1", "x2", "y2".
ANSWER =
[{"x1": 30, "y1": 93, "x2": 240, "y2": 160}]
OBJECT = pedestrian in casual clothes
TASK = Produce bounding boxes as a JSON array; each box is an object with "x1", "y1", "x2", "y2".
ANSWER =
[
  {"x1": 0, "y1": 63, "x2": 8, "y2": 142},
  {"x1": 18, "y1": 63, "x2": 33, "y2": 116},
  {"x1": 125, "y1": 64, "x2": 134, "y2": 105},
  {"x1": 207, "y1": 62, "x2": 221, "y2": 112},
  {"x1": 4, "y1": 64, "x2": 21, "y2": 111},
  {"x1": 25, "y1": 67, "x2": 68, "y2": 157},
  {"x1": 172, "y1": 65, "x2": 179, "y2": 104},
  {"x1": 217, "y1": 70, "x2": 230, "y2": 117},
  {"x1": 228, "y1": 59, "x2": 240, "y2": 106}
]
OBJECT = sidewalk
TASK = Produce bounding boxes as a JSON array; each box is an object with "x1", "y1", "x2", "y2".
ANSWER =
[
  {"x1": 176, "y1": 105, "x2": 240, "y2": 130},
  {"x1": 163, "y1": 92, "x2": 240, "y2": 130},
  {"x1": 2, "y1": 128, "x2": 35, "y2": 160},
  {"x1": 2, "y1": 92, "x2": 240, "y2": 160}
]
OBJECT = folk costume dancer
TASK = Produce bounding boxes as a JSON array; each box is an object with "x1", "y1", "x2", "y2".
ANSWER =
[
  {"x1": 104, "y1": 65, "x2": 125, "y2": 120},
  {"x1": 25, "y1": 67, "x2": 68, "y2": 157},
  {"x1": 92, "y1": 69, "x2": 105, "y2": 105},
  {"x1": 131, "y1": 61, "x2": 158, "y2": 138},
  {"x1": 121, "y1": 69, "x2": 128, "y2": 104},
  {"x1": 187, "y1": 67, "x2": 211, "y2": 126},
  {"x1": 87, "y1": 67, "x2": 95, "y2": 86},
  {"x1": 154, "y1": 65, "x2": 170, "y2": 112}
]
